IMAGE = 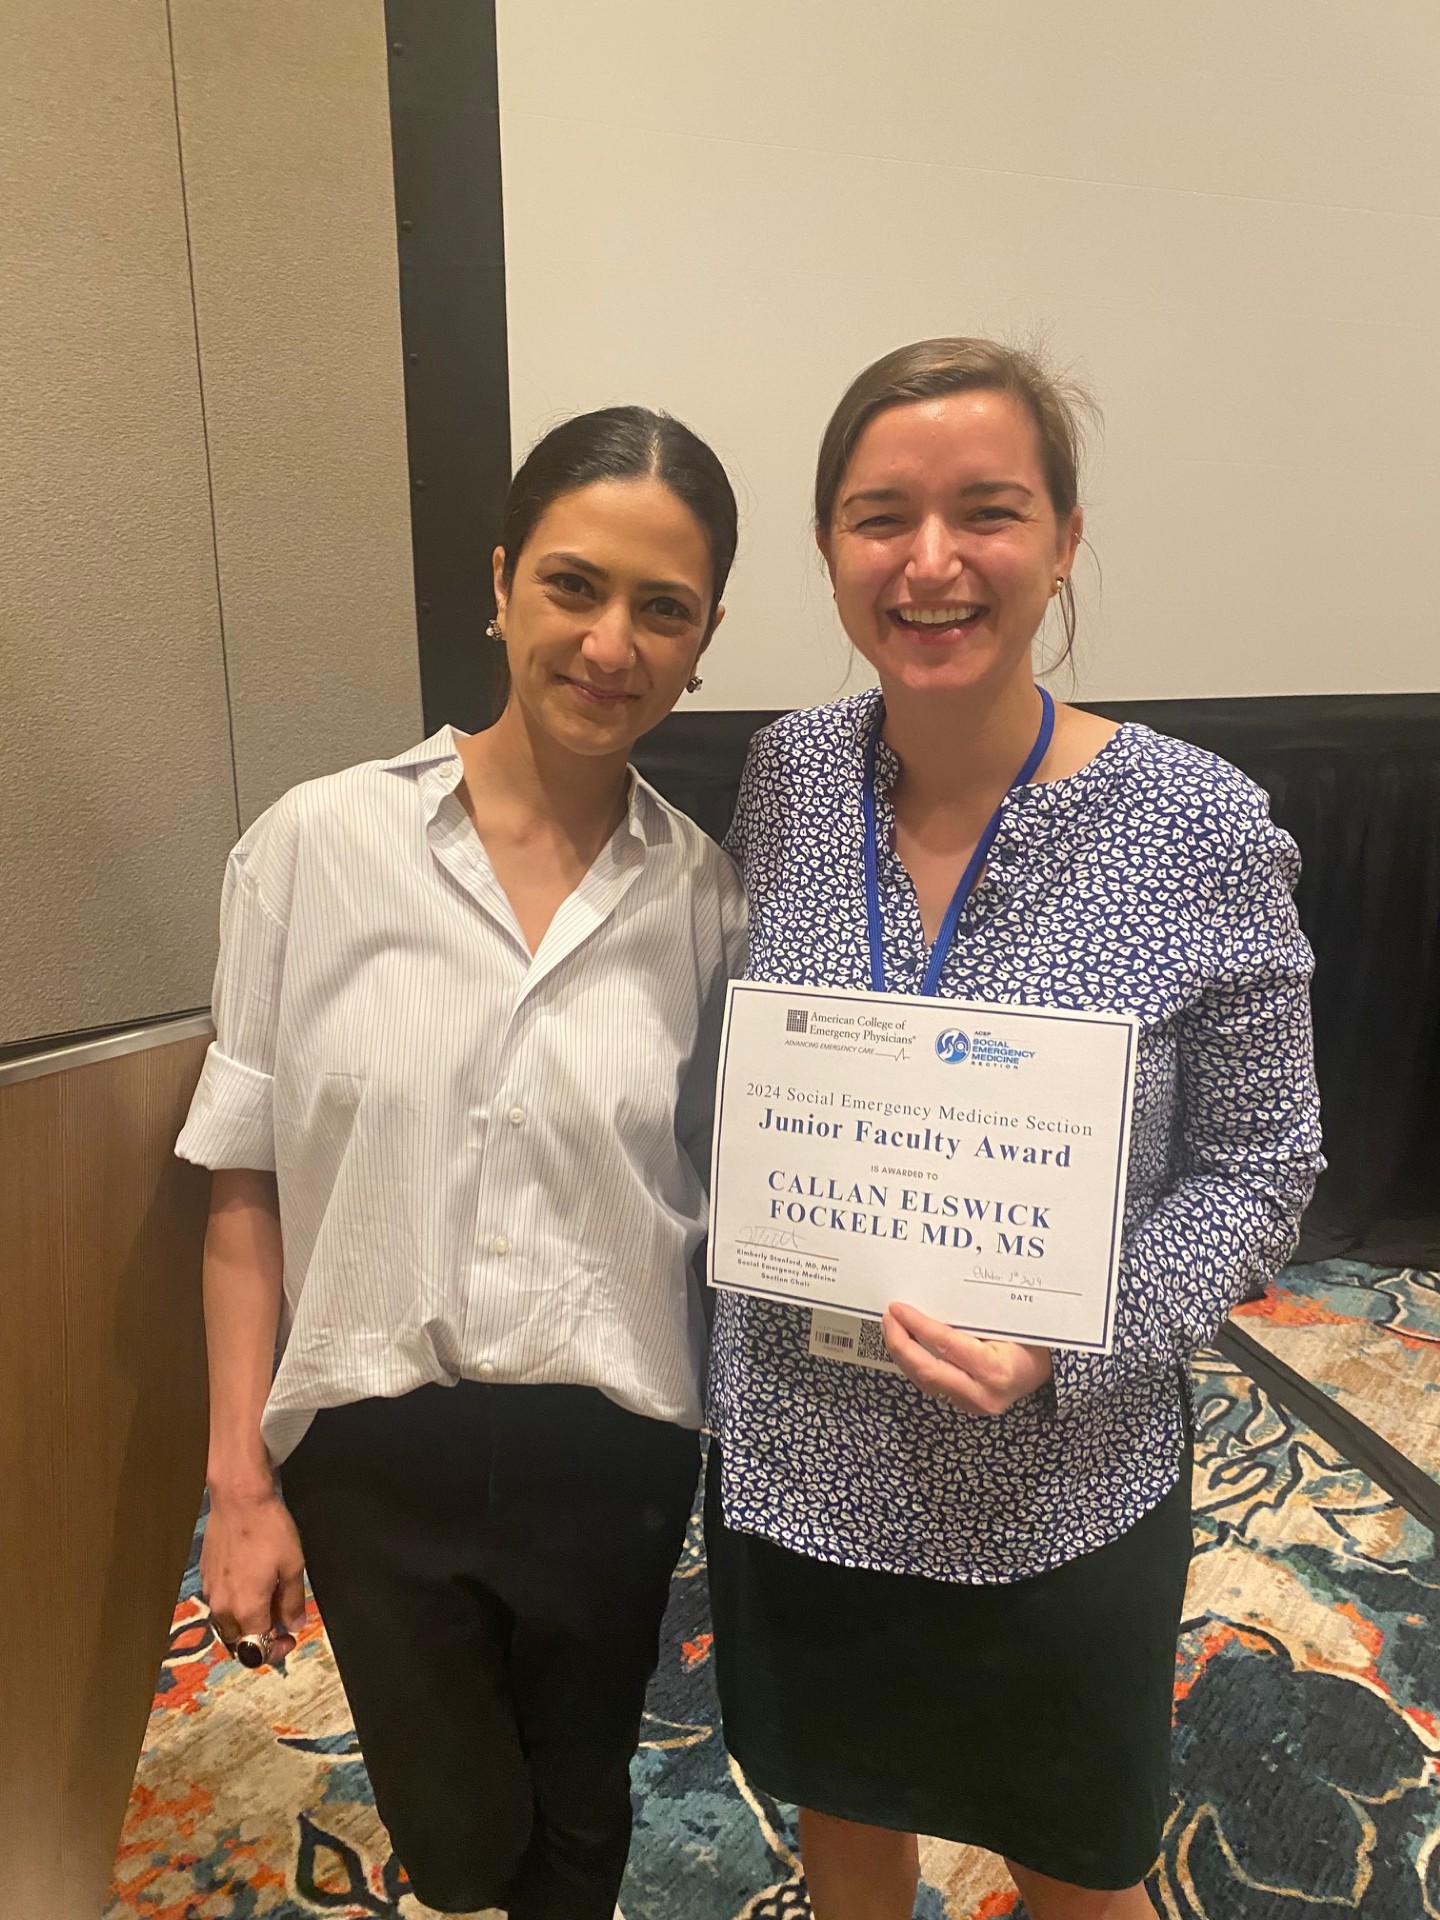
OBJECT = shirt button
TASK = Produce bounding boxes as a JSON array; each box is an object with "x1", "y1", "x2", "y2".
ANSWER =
[
  {"x1": 476, "y1": 1360, "x2": 496, "y2": 1380},
  {"x1": 491, "y1": 1234, "x2": 510, "y2": 1256},
  {"x1": 507, "y1": 1106, "x2": 525, "y2": 1127}
]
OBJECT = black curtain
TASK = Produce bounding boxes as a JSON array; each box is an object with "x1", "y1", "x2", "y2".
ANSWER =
[
  {"x1": 634, "y1": 695, "x2": 1440, "y2": 1267},
  {"x1": 385, "y1": 0, "x2": 510, "y2": 738}
]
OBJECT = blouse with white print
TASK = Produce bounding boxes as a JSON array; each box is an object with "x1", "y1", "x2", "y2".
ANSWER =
[{"x1": 708, "y1": 691, "x2": 1324, "y2": 1584}]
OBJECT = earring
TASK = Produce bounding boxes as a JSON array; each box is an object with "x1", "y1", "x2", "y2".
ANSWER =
[
  {"x1": 485, "y1": 617, "x2": 503, "y2": 641},
  {"x1": 1052, "y1": 578, "x2": 1066, "y2": 596},
  {"x1": 686, "y1": 675, "x2": 704, "y2": 694}
]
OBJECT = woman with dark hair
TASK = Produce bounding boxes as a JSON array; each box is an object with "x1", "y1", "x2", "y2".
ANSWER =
[
  {"x1": 705, "y1": 340, "x2": 1323, "y2": 1920},
  {"x1": 179, "y1": 406, "x2": 745, "y2": 1920}
]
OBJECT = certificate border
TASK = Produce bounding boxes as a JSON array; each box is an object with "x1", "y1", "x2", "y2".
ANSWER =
[{"x1": 708, "y1": 980, "x2": 1138, "y2": 1357}]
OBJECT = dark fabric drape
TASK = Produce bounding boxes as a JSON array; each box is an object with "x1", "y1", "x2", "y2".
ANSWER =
[{"x1": 634, "y1": 695, "x2": 1440, "y2": 1266}]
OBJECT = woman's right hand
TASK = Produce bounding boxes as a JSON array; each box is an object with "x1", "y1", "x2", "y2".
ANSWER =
[{"x1": 200, "y1": 1480, "x2": 308, "y2": 1665}]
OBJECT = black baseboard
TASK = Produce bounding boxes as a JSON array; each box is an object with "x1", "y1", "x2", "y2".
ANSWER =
[
  {"x1": 1082, "y1": 689, "x2": 1440, "y2": 752},
  {"x1": 634, "y1": 690, "x2": 1440, "y2": 794}
]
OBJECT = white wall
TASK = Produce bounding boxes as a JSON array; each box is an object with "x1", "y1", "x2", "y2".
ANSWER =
[{"x1": 498, "y1": 1, "x2": 1440, "y2": 710}]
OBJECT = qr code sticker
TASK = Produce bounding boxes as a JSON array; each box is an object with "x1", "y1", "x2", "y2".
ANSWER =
[
  {"x1": 808, "y1": 1308, "x2": 901, "y2": 1373},
  {"x1": 854, "y1": 1318, "x2": 894, "y2": 1365}
]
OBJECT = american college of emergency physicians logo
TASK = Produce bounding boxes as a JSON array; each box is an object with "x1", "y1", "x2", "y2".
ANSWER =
[{"x1": 935, "y1": 1027, "x2": 971, "y2": 1064}]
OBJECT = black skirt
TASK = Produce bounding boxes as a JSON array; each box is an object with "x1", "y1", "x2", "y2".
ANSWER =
[{"x1": 704, "y1": 1442, "x2": 1193, "y2": 1892}]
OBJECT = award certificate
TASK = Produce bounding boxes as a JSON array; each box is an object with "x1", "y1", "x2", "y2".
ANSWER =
[{"x1": 708, "y1": 982, "x2": 1137, "y2": 1354}]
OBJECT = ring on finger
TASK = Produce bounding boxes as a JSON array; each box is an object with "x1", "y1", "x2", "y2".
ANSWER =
[
  {"x1": 207, "y1": 1616, "x2": 239, "y2": 1654},
  {"x1": 234, "y1": 1629, "x2": 276, "y2": 1669}
]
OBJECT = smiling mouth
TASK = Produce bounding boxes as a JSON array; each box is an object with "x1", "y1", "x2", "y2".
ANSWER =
[
  {"x1": 888, "y1": 603, "x2": 988, "y2": 636},
  {"x1": 559, "y1": 676, "x2": 637, "y2": 707}
]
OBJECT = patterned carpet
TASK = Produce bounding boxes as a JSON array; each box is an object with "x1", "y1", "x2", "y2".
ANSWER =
[
  {"x1": 1232, "y1": 1260, "x2": 1440, "y2": 1494},
  {"x1": 109, "y1": 1274, "x2": 1440, "y2": 1919}
]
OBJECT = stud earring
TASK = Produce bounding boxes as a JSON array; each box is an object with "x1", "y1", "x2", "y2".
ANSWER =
[
  {"x1": 686, "y1": 675, "x2": 704, "y2": 694},
  {"x1": 1052, "y1": 578, "x2": 1066, "y2": 596},
  {"x1": 486, "y1": 617, "x2": 503, "y2": 641}
]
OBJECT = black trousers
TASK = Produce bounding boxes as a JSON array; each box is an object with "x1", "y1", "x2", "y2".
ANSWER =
[{"x1": 279, "y1": 1381, "x2": 700, "y2": 1919}]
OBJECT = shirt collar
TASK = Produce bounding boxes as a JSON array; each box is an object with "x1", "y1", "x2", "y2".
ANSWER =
[
  {"x1": 844, "y1": 688, "x2": 899, "y2": 796},
  {"x1": 624, "y1": 771, "x2": 673, "y2": 852},
  {"x1": 378, "y1": 725, "x2": 465, "y2": 777},
  {"x1": 382, "y1": 725, "x2": 667, "y2": 853},
  {"x1": 380, "y1": 725, "x2": 467, "y2": 825}
]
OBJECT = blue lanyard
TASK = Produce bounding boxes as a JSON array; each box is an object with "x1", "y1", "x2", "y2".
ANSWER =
[{"x1": 861, "y1": 687, "x2": 1055, "y2": 996}]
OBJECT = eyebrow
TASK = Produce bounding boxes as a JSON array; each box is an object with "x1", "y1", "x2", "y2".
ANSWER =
[
  {"x1": 840, "y1": 480, "x2": 1035, "y2": 511},
  {"x1": 535, "y1": 550, "x2": 700, "y2": 598},
  {"x1": 839, "y1": 488, "x2": 906, "y2": 510}
]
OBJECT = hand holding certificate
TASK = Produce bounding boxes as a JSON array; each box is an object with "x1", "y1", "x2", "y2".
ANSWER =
[
  {"x1": 708, "y1": 981, "x2": 1137, "y2": 1354},
  {"x1": 881, "y1": 1299, "x2": 1056, "y2": 1412}
]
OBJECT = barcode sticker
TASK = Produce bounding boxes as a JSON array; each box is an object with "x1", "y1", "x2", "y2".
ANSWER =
[{"x1": 808, "y1": 1307, "x2": 901, "y2": 1373}]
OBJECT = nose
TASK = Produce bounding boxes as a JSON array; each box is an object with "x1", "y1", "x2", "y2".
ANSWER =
[
  {"x1": 581, "y1": 601, "x2": 637, "y2": 676},
  {"x1": 905, "y1": 512, "x2": 963, "y2": 589}
]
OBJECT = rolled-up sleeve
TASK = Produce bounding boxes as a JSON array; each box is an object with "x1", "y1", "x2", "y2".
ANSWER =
[
  {"x1": 176, "y1": 813, "x2": 293, "y2": 1172},
  {"x1": 1051, "y1": 805, "x2": 1325, "y2": 1411}
]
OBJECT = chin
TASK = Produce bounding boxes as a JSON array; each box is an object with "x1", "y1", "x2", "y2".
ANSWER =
[
  {"x1": 880, "y1": 636, "x2": 1023, "y2": 694},
  {"x1": 556, "y1": 716, "x2": 633, "y2": 752},
  {"x1": 548, "y1": 704, "x2": 645, "y2": 755},
  {"x1": 881, "y1": 658, "x2": 996, "y2": 700}
]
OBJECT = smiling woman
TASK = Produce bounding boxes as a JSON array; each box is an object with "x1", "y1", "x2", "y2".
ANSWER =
[
  {"x1": 467, "y1": 408, "x2": 738, "y2": 948},
  {"x1": 176, "y1": 405, "x2": 746, "y2": 1920},
  {"x1": 494, "y1": 403, "x2": 737, "y2": 707},
  {"x1": 705, "y1": 338, "x2": 1324, "y2": 1920},
  {"x1": 496, "y1": 480, "x2": 714, "y2": 739},
  {"x1": 814, "y1": 339, "x2": 1092, "y2": 667}
]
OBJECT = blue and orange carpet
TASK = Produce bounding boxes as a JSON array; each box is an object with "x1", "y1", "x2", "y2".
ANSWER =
[{"x1": 108, "y1": 1263, "x2": 1440, "y2": 1919}]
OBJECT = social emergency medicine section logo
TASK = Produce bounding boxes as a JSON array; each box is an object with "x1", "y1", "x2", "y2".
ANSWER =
[{"x1": 936, "y1": 1026, "x2": 1036, "y2": 1069}]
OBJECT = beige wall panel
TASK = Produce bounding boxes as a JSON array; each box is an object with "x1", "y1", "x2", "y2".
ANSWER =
[
  {"x1": 498, "y1": 0, "x2": 1440, "y2": 708},
  {"x1": 0, "y1": 1, "x2": 243, "y2": 1048},
  {"x1": 0, "y1": 1035, "x2": 210, "y2": 1920},
  {"x1": 502, "y1": 0, "x2": 1440, "y2": 217},
  {"x1": 170, "y1": 0, "x2": 422, "y2": 827}
]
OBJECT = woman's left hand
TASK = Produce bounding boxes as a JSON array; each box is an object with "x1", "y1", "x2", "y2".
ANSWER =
[{"x1": 882, "y1": 1301, "x2": 1053, "y2": 1415}]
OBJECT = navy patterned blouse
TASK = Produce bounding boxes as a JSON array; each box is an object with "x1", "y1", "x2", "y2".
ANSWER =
[{"x1": 709, "y1": 691, "x2": 1324, "y2": 1584}]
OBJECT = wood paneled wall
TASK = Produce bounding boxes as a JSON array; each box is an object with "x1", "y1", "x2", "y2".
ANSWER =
[{"x1": 0, "y1": 1035, "x2": 211, "y2": 1920}]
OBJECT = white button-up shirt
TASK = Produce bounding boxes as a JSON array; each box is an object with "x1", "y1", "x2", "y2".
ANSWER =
[{"x1": 177, "y1": 728, "x2": 747, "y2": 1463}]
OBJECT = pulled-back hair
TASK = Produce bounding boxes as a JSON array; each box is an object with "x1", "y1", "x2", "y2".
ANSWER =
[
  {"x1": 500, "y1": 405, "x2": 738, "y2": 629},
  {"x1": 814, "y1": 338, "x2": 1097, "y2": 657}
]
